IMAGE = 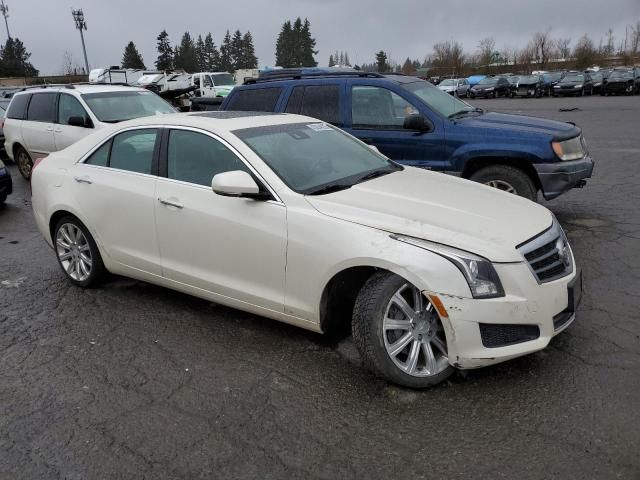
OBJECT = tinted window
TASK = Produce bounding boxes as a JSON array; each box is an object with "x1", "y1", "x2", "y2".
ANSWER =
[
  {"x1": 226, "y1": 88, "x2": 282, "y2": 112},
  {"x1": 352, "y1": 86, "x2": 417, "y2": 129},
  {"x1": 167, "y1": 130, "x2": 249, "y2": 186},
  {"x1": 58, "y1": 94, "x2": 88, "y2": 125},
  {"x1": 27, "y1": 93, "x2": 56, "y2": 122},
  {"x1": 299, "y1": 85, "x2": 340, "y2": 125},
  {"x1": 7, "y1": 93, "x2": 30, "y2": 120},
  {"x1": 109, "y1": 129, "x2": 157, "y2": 174},
  {"x1": 284, "y1": 86, "x2": 304, "y2": 114},
  {"x1": 85, "y1": 140, "x2": 110, "y2": 167}
]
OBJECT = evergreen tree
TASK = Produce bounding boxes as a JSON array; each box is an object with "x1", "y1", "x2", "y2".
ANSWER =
[
  {"x1": 338, "y1": 51, "x2": 344, "y2": 66},
  {"x1": 401, "y1": 57, "x2": 416, "y2": 75},
  {"x1": 344, "y1": 52, "x2": 351, "y2": 67},
  {"x1": 195, "y1": 35, "x2": 206, "y2": 71},
  {"x1": 328, "y1": 54, "x2": 335, "y2": 67},
  {"x1": 220, "y1": 30, "x2": 233, "y2": 72},
  {"x1": 275, "y1": 18, "x2": 317, "y2": 68},
  {"x1": 0, "y1": 37, "x2": 38, "y2": 77},
  {"x1": 121, "y1": 41, "x2": 145, "y2": 69},
  {"x1": 375, "y1": 51, "x2": 388, "y2": 72},
  {"x1": 275, "y1": 21, "x2": 293, "y2": 67},
  {"x1": 241, "y1": 31, "x2": 258, "y2": 69},
  {"x1": 173, "y1": 32, "x2": 198, "y2": 72},
  {"x1": 300, "y1": 18, "x2": 318, "y2": 67},
  {"x1": 230, "y1": 29, "x2": 244, "y2": 71},
  {"x1": 155, "y1": 30, "x2": 173, "y2": 71},
  {"x1": 203, "y1": 33, "x2": 221, "y2": 71}
]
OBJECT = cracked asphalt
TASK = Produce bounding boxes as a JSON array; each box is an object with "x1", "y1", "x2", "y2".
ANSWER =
[{"x1": 1, "y1": 96, "x2": 639, "y2": 479}]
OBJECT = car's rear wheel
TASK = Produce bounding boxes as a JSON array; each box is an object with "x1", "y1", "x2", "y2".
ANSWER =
[
  {"x1": 352, "y1": 272, "x2": 454, "y2": 388},
  {"x1": 470, "y1": 165, "x2": 537, "y2": 201},
  {"x1": 54, "y1": 216, "x2": 105, "y2": 287},
  {"x1": 15, "y1": 146, "x2": 33, "y2": 180}
]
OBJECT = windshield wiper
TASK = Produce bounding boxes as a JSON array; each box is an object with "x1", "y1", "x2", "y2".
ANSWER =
[
  {"x1": 306, "y1": 183, "x2": 353, "y2": 196},
  {"x1": 354, "y1": 167, "x2": 399, "y2": 184},
  {"x1": 101, "y1": 119, "x2": 124, "y2": 123},
  {"x1": 448, "y1": 107, "x2": 483, "y2": 120}
]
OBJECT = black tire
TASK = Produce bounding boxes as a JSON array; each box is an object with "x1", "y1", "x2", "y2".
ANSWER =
[
  {"x1": 54, "y1": 216, "x2": 106, "y2": 288},
  {"x1": 0, "y1": 193, "x2": 6, "y2": 204},
  {"x1": 492, "y1": 90, "x2": 497, "y2": 98},
  {"x1": 352, "y1": 271, "x2": 455, "y2": 389},
  {"x1": 469, "y1": 164, "x2": 538, "y2": 201},
  {"x1": 15, "y1": 146, "x2": 33, "y2": 180},
  {"x1": 580, "y1": 88, "x2": 584, "y2": 97}
]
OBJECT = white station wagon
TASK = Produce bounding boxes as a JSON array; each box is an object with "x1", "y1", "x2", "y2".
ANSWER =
[{"x1": 31, "y1": 112, "x2": 581, "y2": 388}]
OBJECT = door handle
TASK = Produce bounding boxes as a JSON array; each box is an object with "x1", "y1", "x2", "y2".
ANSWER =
[
  {"x1": 158, "y1": 197, "x2": 184, "y2": 209},
  {"x1": 54, "y1": 127, "x2": 62, "y2": 133},
  {"x1": 74, "y1": 176, "x2": 92, "y2": 184},
  {"x1": 46, "y1": 125, "x2": 54, "y2": 131}
]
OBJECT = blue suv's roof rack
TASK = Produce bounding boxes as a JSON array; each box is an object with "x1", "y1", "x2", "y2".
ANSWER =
[{"x1": 245, "y1": 68, "x2": 386, "y2": 85}]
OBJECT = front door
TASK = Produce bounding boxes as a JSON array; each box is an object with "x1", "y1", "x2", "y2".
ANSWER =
[
  {"x1": 54, "y1": 93, "x2": 93, "y2": 150},
  {"x1": 154, "y1": 128, "x2": 287, "y2": 312},
  {"x1": 345, "y1": 85, "x2": 445, "y2": 170}
]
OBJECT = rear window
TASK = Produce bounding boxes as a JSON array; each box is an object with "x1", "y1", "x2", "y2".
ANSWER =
[
  {"x1": 6, "y1": 93, "x2": 31, "y2": 120},
  {"x1": 226, "y1": 88, "x2": 282, "y2": 112},
  {"x1": 288, "y1": 85, "x2": 341, "y2": 125},
  {"x1": 27, "y1": 93, "x2": 57, "y2": 122}
]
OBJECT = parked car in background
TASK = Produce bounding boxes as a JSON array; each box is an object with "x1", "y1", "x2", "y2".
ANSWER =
[
  {"x1": 437, "y1": 78, "x2": 470, "y2": 97},
  {"x1": 543, "y1": 71, "x2": 565, "y2": 95},
  {"x1": 221, "y1": 69, "x2": 594, "y2": 201},
  {"x1": 31, "y1": 111, "x2": 582, "y2": 388},
  {"x1": 601, "y1": 69, "x2": 636, "y2": 96},
  {"x1": 466, "y1": 75, "x2": 486, "y2": 87},
  {"x1": 190, "y1": 72, "x2": 236, "y2": 98},
  {"x1": 590, "y1": 71, "x2": 605, "y2": 94},
  {"x1": 553, "y1": 72, "x2": 594, "y2": 96},
  {"x1": 0, "y1": 156, "x2": 11, "y2": 203},
  {"x1": 511, "y1": 75, "x2": 547, "y2": 98},
  {"x1": 3, "y1": 85, "x2": 176, "y2": 179},
  {"x1": 469, "y1": 76, "x2": 511, "y2": 98},
  {"x1": 0, "y1": 103, "x2": 7, "y2": 155}
]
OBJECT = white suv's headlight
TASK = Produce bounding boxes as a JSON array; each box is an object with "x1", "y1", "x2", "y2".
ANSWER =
[
  {"x1": 552, "y1": 136, "x2": 585, "y2": 161},
  {"x1": 391, "y1": 235, "x2": 505, "y2": 299}
]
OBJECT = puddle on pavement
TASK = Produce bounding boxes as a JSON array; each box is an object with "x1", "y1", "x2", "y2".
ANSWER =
[{"x1": 567, "y1": 218, "x2": 610, "y2": 228}]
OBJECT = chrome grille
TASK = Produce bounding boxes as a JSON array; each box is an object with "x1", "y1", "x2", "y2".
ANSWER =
[{"x1": 518, "y1": 220, "x2": 573, "y2": 284}]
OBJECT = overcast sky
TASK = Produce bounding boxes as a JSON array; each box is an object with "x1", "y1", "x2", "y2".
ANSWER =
[{"x1": 6, "y1": 0, "x2": 640, "y2": 75}]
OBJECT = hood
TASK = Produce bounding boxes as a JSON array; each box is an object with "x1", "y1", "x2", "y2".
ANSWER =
[
  {"x1": 517, "y1": 80, "x2": 539, "y2": 87},
  {"x1": 558, "y1": 80, "x2": 582, "y2": 86},
  {"x1": 472, "y1": 84, "x2": 494, "y2": 90},
  {"x1": 306, "y1": 168, "x2": 552, "y2": 262},
  {"x1": 458, "y1": 111, "x2": 579, "y2": 139}
]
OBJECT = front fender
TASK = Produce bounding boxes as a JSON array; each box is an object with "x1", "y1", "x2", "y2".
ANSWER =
[{"x1": 450, "y1": 145, "x2": 548, "y2": 175}]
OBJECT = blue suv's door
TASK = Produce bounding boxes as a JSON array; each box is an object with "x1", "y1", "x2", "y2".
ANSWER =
[{"x1": 343, "y1": 80, "x2": 447, "y2": 171}]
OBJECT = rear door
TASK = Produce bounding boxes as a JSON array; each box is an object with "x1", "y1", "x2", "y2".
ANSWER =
[
  {"x1": 54, "y1": 93, "x2": 93, "y2": 150},
  {"x1": 22, "y1": 92, "x2": 57, "y2": 158},
  {"x1": 283, "y1": 83, "x2": 343, "y2": 127}
]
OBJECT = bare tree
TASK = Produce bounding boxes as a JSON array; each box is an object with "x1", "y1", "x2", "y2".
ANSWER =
[
  {"x1": 518, "y1": 44, "x2": 536, "y2": 71},
  {"x1": 556, "y1": 38, "x2": 571, "y2": 59},
  {"x1": 630, "y1": 21, "x2": 640, "y2": 55},
  {"x1": 476, "y1": 37, "x2": 495, "y2": 69},
  {"x1": 603, "y1": 28, "x2": 615, "y2": 56},
  {"x1": 573, "y1": 34, "x2": 599, "y2": 69},
  {"x1": 431, "y1": 40, "x2": 465, "y2": 74},
  {"x1": 61, "y1": 50, "x2": 82, "y2": 76},
  {"x1": 530, "y1": 28, "x2": 554, "y2": 68}
]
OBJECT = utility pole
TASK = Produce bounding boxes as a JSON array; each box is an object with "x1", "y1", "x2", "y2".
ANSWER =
[
  {"x1": 72, "y1": 9, "x2": 90, "y2": 74},
  {"x1": 0, "y1": 0, "x2": 10, "y2": 40}
]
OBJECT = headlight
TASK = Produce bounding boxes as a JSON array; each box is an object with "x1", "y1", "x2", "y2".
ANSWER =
[
  {"x1": 486, "y1": 87, "x2": 494, "y2": 91},
  {"x1": 552, "y1": 136, "x2": 585, "y2": 161},
  {"x1": 574, "y1": 84, "x2": 583, "y2": 88},
  {"x1": 391, "y1": 235, "x2": 505, "y2": 299},
  {"x1": 554, "y1": 85, "x2": 560, "y2": 88}
]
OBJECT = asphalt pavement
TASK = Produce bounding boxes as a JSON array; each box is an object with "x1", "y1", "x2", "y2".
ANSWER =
[{"x1": 1, "y1": 95, "x2": 639, "y2": 479}]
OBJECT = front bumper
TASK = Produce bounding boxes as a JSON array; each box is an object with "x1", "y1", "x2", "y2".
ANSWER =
[
  {"x1": 0, "y1": 169, "x2": 12, "y2": 197},
  {"x1": 534, "y1": 155, "x2": 595, "y2": 200},
  {"x1": 554, "y1": 87, "x2": 581, "y2": 95},
  {"x1": 429, "y1": 261, "x2": 580, "y2": 369},
  {"x1": 512, "y1": 86, "x2": 538, "y2": 97}
]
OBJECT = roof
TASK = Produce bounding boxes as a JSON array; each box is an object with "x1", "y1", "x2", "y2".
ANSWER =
[{"x1": 14, "y1": 84, "x2": 146, "y2": 95}]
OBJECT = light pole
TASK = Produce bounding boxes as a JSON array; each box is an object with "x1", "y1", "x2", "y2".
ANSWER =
[
  {"x1": 0, "y1": 0, "x2": 11, "y2": 40},
  {"x1": 72, "y1": 9, "x2": 90, "y2": 74}
]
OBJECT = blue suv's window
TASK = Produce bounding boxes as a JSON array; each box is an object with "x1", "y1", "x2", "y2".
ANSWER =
[
  {"x1": 352, "y1": 86, "x2": 417, "y2": 130},
  {"x1": 284, "y1": 85, "x2": 340, "y2": 125},
  {"x1": 226, "y1": 88, "x2": 282, "y2": 112}
]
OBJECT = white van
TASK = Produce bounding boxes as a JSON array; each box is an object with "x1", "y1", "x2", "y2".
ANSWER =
[
  {"x1": 190, "y1": 72, "x2": 236, "y2": 97},
  {"x1": 3, "y1": 84, "x2": 176, "y2": 179}
]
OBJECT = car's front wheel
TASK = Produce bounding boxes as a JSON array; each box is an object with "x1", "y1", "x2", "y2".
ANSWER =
[
  {"x1": 470, "y1": 164, "x2": 537, "y2": 201},
  {"x1": 54, "y1": 216, "x2": 105, "y2": 287},
  {"x1": 15, "y1": 146, "x2": 33, "y2": 180},
  {"x1": 352, "y1": 272, "x2": 454, "y2": 388}
]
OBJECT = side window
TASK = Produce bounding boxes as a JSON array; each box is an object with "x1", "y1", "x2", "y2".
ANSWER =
[
  {"x1": 299, "y1": 85, "x2": 340, "y2": 125},
  {"x1": 26, "y1": 93, "x2": 56, "y2": 122},
  {"x1": 85, "y1": 140, "x2": 111, "y2": 167},
  {"x1": 6, "y1": 93, "x2": 31, "y2": 120},
  {"x1": 226, "y1": 88, "x2": 282, "y2": 112},
  {"x1": 352, "y1": 86, "x2": 418, "y2": 130},
  {"x1": 109, "y1": 129, "x2": 157, "y2": 174},
  {"x1": 167, "y1": 129, "x2": 249, "y2": 187},
  {"x1": 58, "y1": 94, "x2": 88, "y2": 126},
  {"x1": 284, "y1": 86, "x2": 304, "y2": 114},
  {"x1": 203, "y1": 75, "x2": 213, "y2": 88}
]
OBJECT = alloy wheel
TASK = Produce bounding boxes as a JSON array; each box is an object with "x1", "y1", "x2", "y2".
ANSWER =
[
  {"x1": 56, "y1": 223, "x2": 92, "y2": 282},
  {"x1": 485, "y1": 179, "x2": 517, "y2": 194},
  {"x1": 17, "y1": 150, "x2": 32, "y2": 179},
  {"x1": 383, "y1": 283, "x2": 449, "y2": 377}
]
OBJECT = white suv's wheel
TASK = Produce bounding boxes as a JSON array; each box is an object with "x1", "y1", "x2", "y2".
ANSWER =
[{"x1": 352, "y1": 272, "x2": 454, "y2": 388}]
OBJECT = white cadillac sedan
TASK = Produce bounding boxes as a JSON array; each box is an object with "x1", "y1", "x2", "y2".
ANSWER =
[{"x1": 31, "y1": 112, "x2": 581, "y2": 388}]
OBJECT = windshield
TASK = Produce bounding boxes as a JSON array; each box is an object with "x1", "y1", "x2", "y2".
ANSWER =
[
  {"x1": 518, "y1": 75, "x2": 539, "y2": 83},
  {"x1": 610, "y1": 71, "x2": 632, "y2": 79},
  {"x1": 439, "y1": 79, "x2": 456, "y2": 86},
  {"x1": 508, "y1": 77, "x2": 520, "y2": 84},
  {"x1": 212, "y1": 74, "x2": 235, "y2": 86},
  {"x1": 82, "y1": 90, "x2": 176, "y2": 123},
  {"x1": 564, "y1": 74, "x2": 584, "y2": 82},
  {"x1": 477, "y1": 77, "x2": 499, "y2": 85},
  {"x1": 591, "y1": 73, "x2": 603, "y2": 81},
  {"x1": 402, "y1": 81, "x2": 471, "y2": 118},
  {"x1": 234, "y1": 122, "x2": 400, "y2": 194}
]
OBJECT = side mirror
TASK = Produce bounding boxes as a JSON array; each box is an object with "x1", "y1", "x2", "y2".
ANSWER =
[
  {"x1": 368, "y1": 144, "x2": 382, "y2": 155},
  {"x1": 403, "y1": 114, "x2": 431, "y2": 133},
  {"x1": 212, "y1": 170, "x2": 271, "y2": 200},
  {"x1": 68, "y1": 116, "x2": 92, "y2": 128}
]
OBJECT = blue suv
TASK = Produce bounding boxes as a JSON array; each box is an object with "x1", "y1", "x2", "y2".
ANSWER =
[{"x1": 221, "y1": 70, "x2": 594, "y2": 201}]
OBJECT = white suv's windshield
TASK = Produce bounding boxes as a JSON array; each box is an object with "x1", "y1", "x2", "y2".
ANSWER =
[
  {"x1": 234, "y1": 122, "x2": 401, "y2": 194},
  {"x1": 212, "y1": 74, "x2": 235, "y2": 86},
  {"x1": 82, "y1": 90, "x2": 175, "y2": 123},
  {"x1": 402, "y1": 80, "x2": 476, "y2": 118}
]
